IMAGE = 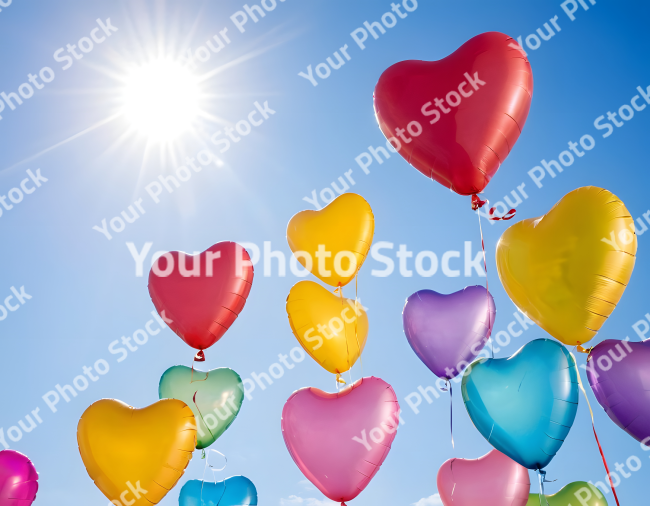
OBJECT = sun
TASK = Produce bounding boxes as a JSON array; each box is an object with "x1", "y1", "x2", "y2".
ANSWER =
[{"x1": 121, "y1": 59, "x2": 200, "y2": 141}]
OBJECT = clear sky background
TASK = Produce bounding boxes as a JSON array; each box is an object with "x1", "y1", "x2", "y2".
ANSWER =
[{"x1": 1, "y1": 0, "x2": 649, "y2": 504}]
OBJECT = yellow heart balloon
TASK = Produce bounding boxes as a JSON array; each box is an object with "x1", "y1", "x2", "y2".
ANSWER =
[
  {"x1": 286, "y1": 280, "x2": 368, "y2": 375},
  {"x1": 496, "y1": 186, "x2": 637, "y2": 346},
  {"x1": 287, "y1": 193, "x2": 374, "y2": 287},
  {"x1": 77, "y1": 399, "x2": 196, "y2": 505}
]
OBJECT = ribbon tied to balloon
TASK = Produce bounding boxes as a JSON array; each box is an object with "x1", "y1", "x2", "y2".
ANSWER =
[{"x1": 403, "y1": 286, "x2": 495, "y2": 445}]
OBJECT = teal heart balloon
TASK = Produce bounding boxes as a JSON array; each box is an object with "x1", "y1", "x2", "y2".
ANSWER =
[
  {"x1": 159, "y1": 366, "x2": 243, "y2": 449},
  {"x1": 179, "y1": 476, "x2": 258, "y2": 506},
  {"x1": 462, "y1": 338, "x2": 578, "y2": 470}
]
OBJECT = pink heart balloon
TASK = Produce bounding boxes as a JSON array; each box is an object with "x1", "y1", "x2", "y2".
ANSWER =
[
  {"x1": 437, "y1": 450, "x2": 530, "y2": 506},
  {"x1": 0, "y1": 450, "x2": 39, "y2": 506},
  {"x1": 282, "y1": 377, "x2": 399, "y2": 504}
]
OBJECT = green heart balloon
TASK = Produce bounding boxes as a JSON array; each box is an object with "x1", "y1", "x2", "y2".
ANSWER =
[
  {"x1": 159, "y1": 365, "x2": 243, "y2": 449},
  {"x1": 526, "y1": 482, "x2": 608, "y2": 506}
]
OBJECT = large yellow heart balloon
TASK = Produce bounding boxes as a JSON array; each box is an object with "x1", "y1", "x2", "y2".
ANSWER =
[
  {"x1": 287, "y1": 193, "x2": 374, "y2": 287},
  {"x1": 496, "y1": 186, "x2": 637, "y2": 346},
  {"x1": 77, "y1": 399, "x2": 196, "y2": 505},
  {"x1": 286, "y1": 280, "x2": 369, "y2": 375}
]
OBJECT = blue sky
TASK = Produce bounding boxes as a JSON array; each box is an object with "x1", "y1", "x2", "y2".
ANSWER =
[{"x1": 1, "y1": 0, "x2": 649, "y2": 504}]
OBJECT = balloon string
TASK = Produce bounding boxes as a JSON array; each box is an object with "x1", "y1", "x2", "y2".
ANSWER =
[
  {"x1": 200, "y1": 449, "x2": 228, "y2": 505},
  {"x1": 471, "y1": 194, "x2": 516, "y2": 221},
  {"x1": 577, "y1": 344, "x2": 594, "y2": 357},
  {"x1": 536, "y1": 470, "x2": 550, "y2": 506},
  {"x1": 193, "y1": 391, "x2": 217, "y2": 445},
  {"x1": 191, "y1": 351, "x2": 208, "y2": 385},
  {"x1": 570, "y1": 353, "x2": 622, "y2": 506},
  {"x1": 335, "y1": 282, "x2": 343, "y2": 304},
  {"x1": 475, "y1": 203, "x2": 494, "y2": 359},
  {"x1": 449, "y1": 381, "x2": 454, "y2": 448},
  {"x1": 354, "y1": 273, "x2": 363, "y2": 380},
  {"x1": 340, "y1": 274, "x2": 363, "y2": 387},
  {"x1": 441, "y1": 380, "x2": 454, "y2": 447},
  {"x1": 336, "y1": 284, "x2": 349, "y2": 386},
  {"x1": 341, "y1": 283, "x2": 351, "y2": 386},
  {"x1": 191, "y1": 361, "x2": 209, "y2": 384}
]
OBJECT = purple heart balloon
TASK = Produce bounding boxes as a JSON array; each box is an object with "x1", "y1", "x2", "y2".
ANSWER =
[
  {"x1": 586, "y1": 339, "x2": 650, "y2": 447},
  {"x1": 402, "y1": 286, "x2": 496, "y2": 379},
  {"x1": 0, "y1": 450, "x2": 38, "y2": 506}
]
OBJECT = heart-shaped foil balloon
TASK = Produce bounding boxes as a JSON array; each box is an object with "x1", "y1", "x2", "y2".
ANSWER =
[
  {"x1": 462, "y1": 339, "x2": 579, "y2": 470},
  {"x1": 403, "y1": 286, "x2": 495, "y2": 379},
  {"x1": 374, "y1": 31, "x2": 533, "y2": 196},
  {"x1": 587, "y1": 339, "x2": 650, "y2": 447},
  {"x1": 0, "y1": 450, "x2": 39, "y2": 506},
  {"x1": 525, "y1": 482, "x2": 608, "y2": 505},
  {"x1": 178, "y1": 476, "x2": 258, "y2": 506},
  {"x1": 159, "y1": 366, "x2": 244, "y2": 449},
  {"x1": 286, "y1": 280, "x2": 368, "y2": 375},
  {"x1": 148, "y1": 241, "x2": 254, "y2": 352},
  {"x1": 282, "y1": 377, "x2": 399, "y2": 504},
  {"x1": 437, "y1": 449, "x2": 530, "y2": 506},
  {"x1": 77, "y1": 399, "x2": 196, "y2": 505},
  {"x1": 287, "y1": 193, "x2": 374, "y2": 287},
  {"x1": 496, "y1": 187, "x2": 637, "y2": 347}
]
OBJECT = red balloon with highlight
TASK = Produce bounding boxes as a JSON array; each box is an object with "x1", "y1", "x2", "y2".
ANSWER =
[
  {"x1": 148, "y1": 241, "x2": 254, "y2": 352},
  {"x1": 374, "y1": 31, "x2": 533, "y2": 196}
]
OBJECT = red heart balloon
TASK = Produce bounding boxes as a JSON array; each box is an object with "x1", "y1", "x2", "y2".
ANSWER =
[
  {"x1": 374, "y1": 32, "x2": 533, "y2": 196},
  {"x1": 148, "y1": 241, "x2": 254, "y2": 351}
]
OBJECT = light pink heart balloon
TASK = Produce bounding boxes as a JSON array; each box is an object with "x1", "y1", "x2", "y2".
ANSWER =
[
  {"x1": 437, "y1": 450, "x2": 530, "y2": 506},
  {"x1": 282, "y1": 377, "x2": 399, "y2": 504}
]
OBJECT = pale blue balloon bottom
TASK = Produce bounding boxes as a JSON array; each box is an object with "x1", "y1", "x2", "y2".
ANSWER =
[{"x1": 179, "y1": 476, "x2": 258, "y2": 506}]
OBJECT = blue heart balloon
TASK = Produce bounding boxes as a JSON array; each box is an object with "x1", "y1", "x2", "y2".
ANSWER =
[
  {"x1": 461, "y1": 338, "x2": 578, "y2": 470},
  {"x1": 179, "y1": 476, "x2": 258, "y2": 506}
]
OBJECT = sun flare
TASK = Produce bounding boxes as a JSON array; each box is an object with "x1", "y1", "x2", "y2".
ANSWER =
[{"x1": 121, "y1": 59, "x2": 200, "y2": 141}]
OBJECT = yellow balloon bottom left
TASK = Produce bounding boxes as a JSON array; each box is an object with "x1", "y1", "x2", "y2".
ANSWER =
[{"x1": 77, "y1": 398, "x2": 196, "y2": 505}]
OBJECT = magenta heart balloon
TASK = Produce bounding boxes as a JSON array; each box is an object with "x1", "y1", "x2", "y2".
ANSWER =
[
  {"x1": 437, "y1": 450, "x2": 530, "y2": 506},
  {"x1": 403, "y1": 286, "x2": 496, "y2": 379},
  {"x1": 587, "y1": 339, "x2": 650, "y2": 447},
  {"x1": 0, "y1": 450, "x2": 39, "y2": 506},
  {"x1": 281, "y1": 377, "x2": 399, "y2": 504}
]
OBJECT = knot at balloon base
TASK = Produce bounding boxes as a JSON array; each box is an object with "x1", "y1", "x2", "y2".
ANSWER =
[
  {"x1": 576, "y1": 345, "x2": 594, "y2": 362},
  {"x1": 471, "y1": 194, "x2": 516, "y2": 220},
  {"x1": 471, "y1": 194, "x2": 488, "y2": 210}
]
